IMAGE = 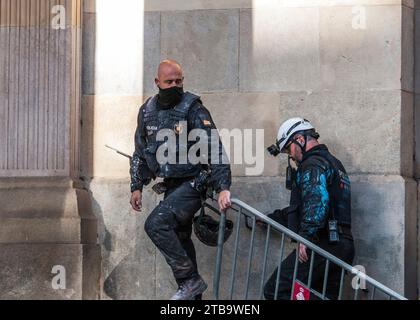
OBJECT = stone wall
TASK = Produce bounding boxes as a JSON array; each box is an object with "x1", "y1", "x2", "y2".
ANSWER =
[{"x1": 81, "y1": 0, "x2": 417, "y2": 299}]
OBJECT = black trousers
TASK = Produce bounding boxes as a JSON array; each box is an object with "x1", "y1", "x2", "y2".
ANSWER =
[
  {"x1": 264, "y1": 237, "x2": 355, "y2": 300},
  {"x1": 144, "y1": 179, "x2": 203, "y2": 283}
]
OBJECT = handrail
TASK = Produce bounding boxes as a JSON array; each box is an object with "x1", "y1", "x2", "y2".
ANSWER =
[{"x1": 212, "y1": 198, "x2": 407, "y2": 300}]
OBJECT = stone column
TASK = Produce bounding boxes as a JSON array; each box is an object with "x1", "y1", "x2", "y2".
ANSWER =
[{"x1": 0, "y1": 0, "x2": 100, "y2": 299}]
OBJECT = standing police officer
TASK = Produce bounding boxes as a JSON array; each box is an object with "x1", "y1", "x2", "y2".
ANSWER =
[
  {"x1": 264, "y1": 118, "x2": 355, "y2": 300},
  {"x1": 129, "y1": 60, "x2": 232, "y2": 300}
]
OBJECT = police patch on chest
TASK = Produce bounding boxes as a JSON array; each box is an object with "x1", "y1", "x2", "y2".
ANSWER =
[
  {"x1": 174, "y1": 123, "x2": 184, "y2": 135},
  {"x1": 146, "y1": 125, "x2": 158, "y2": 136}
]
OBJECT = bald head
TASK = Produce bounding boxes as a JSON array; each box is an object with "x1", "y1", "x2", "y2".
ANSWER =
[
  {"x1": 155, "y1": 60, "x2": 184, "y2": 89},
  {"x1": 158, "y1": 60, "x2": 182, "y2": 78}
]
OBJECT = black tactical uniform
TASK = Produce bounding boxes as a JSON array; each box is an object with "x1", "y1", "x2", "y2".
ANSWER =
[
  {"x1": 264, "y1": 144, "x2": 355, "y2": 300},
  {"x1": 130, "y1": 91, "x2": 231, "y2": 291}
]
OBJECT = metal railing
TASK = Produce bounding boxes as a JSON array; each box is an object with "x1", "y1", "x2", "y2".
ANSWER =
[{"x1": 212, "y1": 198, "x2": 407, "y2": 300}]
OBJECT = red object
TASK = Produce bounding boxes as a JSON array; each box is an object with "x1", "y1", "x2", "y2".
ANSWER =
[{"x1": 292, "y1": 281, "x2": 311, "y2": 300}]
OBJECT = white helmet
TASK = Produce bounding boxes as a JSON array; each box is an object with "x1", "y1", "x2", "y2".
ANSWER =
[{"x1": 277, "y1": 118, "x2": 315, "y2": 152}]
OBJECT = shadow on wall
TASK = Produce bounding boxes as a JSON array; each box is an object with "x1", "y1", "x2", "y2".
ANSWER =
[
  {"x1": 88, "y1": 193, "x2": 111, "y2": 297},
  {"x1": 90, "y1": 183, "x2": 158, "y2": 300}
]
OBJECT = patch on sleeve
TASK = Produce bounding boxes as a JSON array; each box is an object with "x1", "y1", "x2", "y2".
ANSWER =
[{"x1": 203, "y1": 120, "x2": 212, "y2": 126}]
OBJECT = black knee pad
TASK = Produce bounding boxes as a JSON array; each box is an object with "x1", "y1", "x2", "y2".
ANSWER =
[
  {"x1": 144, "y1": 214, "x2": 156, "y2": 238},
  {"x1": 144, "y1": 203, "x2": 176, "y2": 237}
]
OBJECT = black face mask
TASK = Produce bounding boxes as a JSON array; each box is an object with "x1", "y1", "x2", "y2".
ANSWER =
[{"x1": 158, "y1": 86, "x2": 184, "y2": 108}]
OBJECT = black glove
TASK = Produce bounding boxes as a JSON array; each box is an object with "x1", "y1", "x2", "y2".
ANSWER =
[{"x1": 267, "y1": 207, "x2": 289, "y2": 227}]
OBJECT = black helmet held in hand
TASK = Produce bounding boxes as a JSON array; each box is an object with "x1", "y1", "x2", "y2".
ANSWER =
[{"x1": 193, "y1": 209, "x2": 234, "y2": 247}]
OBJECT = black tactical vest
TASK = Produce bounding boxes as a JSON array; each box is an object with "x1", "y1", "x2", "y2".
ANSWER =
[
  {"x1": 141, "y1": 92, "x2": 203, "y2": 179},
  {"x1": 288, "y1": 147, "x2": 352, "y2": 234}
]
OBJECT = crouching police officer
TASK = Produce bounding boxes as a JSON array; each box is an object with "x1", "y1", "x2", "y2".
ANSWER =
[
  {"x1": 264, "y1": 118, "x2": 355, "y2": 300},
  {"x1": 129, "y1": 60, "x2": 232, "y2": 300}
]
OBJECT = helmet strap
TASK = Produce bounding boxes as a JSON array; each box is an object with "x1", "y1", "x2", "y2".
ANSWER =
[{"x1": 198, "y1": 202, "x2": 206, "y2": 223}]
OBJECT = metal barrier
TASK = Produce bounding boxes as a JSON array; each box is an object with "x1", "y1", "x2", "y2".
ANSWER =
[{"x1": 212, "y1": 198, "x2": 407, "y2": 300}]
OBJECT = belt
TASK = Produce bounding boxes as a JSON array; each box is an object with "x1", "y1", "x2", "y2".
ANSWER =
[
  {"x1": 164, "y1": 176, "x2": 195, "y2": 188},
  {"x1": 318, "y1": 225, "x2": 353, "y2": 240}
]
